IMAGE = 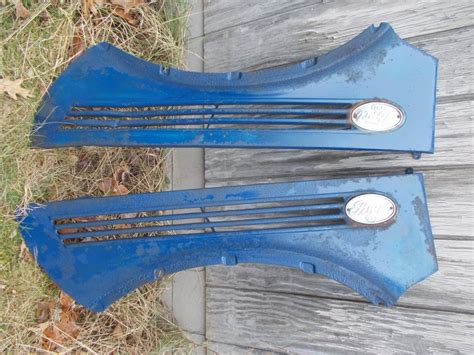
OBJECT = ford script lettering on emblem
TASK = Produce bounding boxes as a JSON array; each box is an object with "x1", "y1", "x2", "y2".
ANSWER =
[
  {"x1": 345, "y1": 194, "x2": 397, "y2": 225},
  {"x1": 350, "y1": 101, "x2": 405, "y2": 132}
]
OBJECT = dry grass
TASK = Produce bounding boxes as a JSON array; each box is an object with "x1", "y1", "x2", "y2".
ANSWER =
[{"x1": 0, "y1": 0, "x2": 193, "y2": 352}]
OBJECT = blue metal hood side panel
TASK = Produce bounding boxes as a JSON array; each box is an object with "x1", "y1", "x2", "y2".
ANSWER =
[
  {"x1": 32, "y1": 23, "x2": 438, "y2": 153},
  {"x1": 18, "y1": 173, "x2": 437, "y2": 312}
]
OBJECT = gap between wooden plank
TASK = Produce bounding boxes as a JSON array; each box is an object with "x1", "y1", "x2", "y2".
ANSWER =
[
  {"x1": 206, "y1": 339, "x2": 286, "y2": 355},
  {"x1": 203, "y1": 0, "x2": 319, "y2": 35},
  {"x1": 205, "y1": 239, "x2": 473, "y2": 314},
  {"x1": 203, "y1": 1, "x2": 473, "y2": 38},
  {"x1": 206, "y1": 286, "x2": 474, "y2": 354},
  {"x1": 435, "y1": 234, "x2": 474, "y2": 241},
  {"x1": 205, "y1": 166, "x2": 474, "y2": 185},
  {"x1": 438, "y1": 93, "x2": 474, "y2": 104},
  {"x1": 207, "y1": 284, "x2": 474, "y2": 316},
  {"x1": 221, "y1": 24, "x2": 474, "y2": 75},
  {"x1": 201, "y1": 4, "x2": 474, "y2": 353},
  {"x1": 406, "y1": 24, "x2": 474, "y2": 42},
  {"x1": 204, "y1": 98, "x2": 473, "y2": 180}
]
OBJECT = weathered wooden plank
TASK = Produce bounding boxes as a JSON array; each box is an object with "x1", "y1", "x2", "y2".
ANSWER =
[
  {"x1": 204, "y1": 100, "x2": 473, "y2": 183},
  {"x1": 204, "y1": 0, "x2": 473, "y2": 37},
  {"x1": 425, "y1": 169, "x2": 474, "y2": 237},
  {"x1": 412, "y1": 26, "x2": 474, "y2": 98},
  {"x1": 204, "y1": 0, "x2": 474, "y2": 70},
  {"x1": 206, "y1": 341, "x2": 282, "y2": 355},
  {"x1": 206, "y1": 287, "x2": 474, "y2": 354},
  {"x1": 206, "y1": 239, "x2": 474, "y2": 313},
  {"x1": 202, "y1": 3, "x2": 474, "y2": 353},
  {"x1": 203, "y1": 0, "x2": 317, "y2": 34},
  {"x1": 204, "y1": 6, "x2": 474, "y2": 98}
]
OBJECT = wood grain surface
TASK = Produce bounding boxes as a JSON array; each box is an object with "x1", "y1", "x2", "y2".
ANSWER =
[
  {"x1": 203, "y1": 1, "x2": 474, "y2": 353},
  {"x1": 206, "y1": 287, "x2": 474, "y2": 354}
]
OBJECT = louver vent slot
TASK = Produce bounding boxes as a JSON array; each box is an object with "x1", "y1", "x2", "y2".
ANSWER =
[
  {"x1": 18, "y1": 173, "x2": 437, "y2": 311},
  {"x1": 32, "y1": 25, "x2": 437, "y2": 152},
  {"x1": 54, "y1": 196, "x2": 348, "y2": 244},
  {"x1": 61, "y1": 104, "x2": 352, "y2": 130}
]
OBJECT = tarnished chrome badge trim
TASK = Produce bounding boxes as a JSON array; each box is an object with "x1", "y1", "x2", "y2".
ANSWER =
[
  {"x1": 350, "y1": 101, "x2": 405, "y2": 132},
  {"x1": 345, "y1": 193, "x2": 397, "y2": 225}
]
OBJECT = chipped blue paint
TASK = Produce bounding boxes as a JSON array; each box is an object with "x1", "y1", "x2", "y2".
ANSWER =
[
  {"x1": 17, "y1": 173, "x2": 437, "y2": 312},
  {"x1": 31, "y1": 23, "x2": 437, "y2": 154}
]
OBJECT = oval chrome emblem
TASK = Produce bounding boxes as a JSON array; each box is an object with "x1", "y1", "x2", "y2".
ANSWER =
[
  {"x1": 345, "y1": 194, "x2": 397, "y2": 225},
  {"x1": 350, "y1": 101, "x2": 405, "y2": 132}
]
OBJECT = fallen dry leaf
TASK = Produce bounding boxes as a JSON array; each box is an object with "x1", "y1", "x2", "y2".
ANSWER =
[
  {"x1": 58, "y1": 311, "x2": 80, "y2": 339},
  {"x1": 39, "y1": 9, "x2": 51, "y2": 22},
  {"x1": 69, "y1": 34, "x2": 85, "y2": 58},
  {"x1": 114, "y1": 211, "x2": 137, "y2": 230},
  {"x1": 82, "y1": 0, "x2": 108, "y2": 17},
  {"x1": 19, "y1": 241, "x2": 34, "y2": 262},
  {"x1": 40, "y1": 292, "x2": 80, "y2": 350},
  {"x1": 37, "y1": 322, "x2": 50, "y2": 332},
  {"x1": 110, "y1": 0, "x2": 144, "y2": 13},
  {"x1": 98, "y1": 177, "x2": 116, "y2": 194},
  {"x1": 41, "y1": 324, "x2": 65, "y2": 351},
  {"x1": 0, "y1": 78, "x2": 32, "y2": 100},
  {"x1": 112, "y1": 323, "x2": 124, "y2": 338},
  {"x1": 112, "y1": 6, "x2": 138, "y2": 25},
  {"x1": 14, "y1": 0, "x2": 30, "y2": 19},
  {"x1": 115, "y1": 164, "x2": 130, "y2": 184},
  {"x1": 59, "y1": 292, "x2": 75, "y2": 312},
  {"x1": 75, "y1": 154, "x2": 91, "y2": 171},
  {"x1": 114, "y1": 184, "x2": 130, "y2": 195},
  {"x1": 57, "y1": 227, "x2": 78, "y2": 235},
  {"x1": 35, "y1": 302, "x2": 52, "y2": 323},
  {"x1": 82, "y1": 0, "x2": 141, "y2": 19},
  {"x1": 121, "y1": 212, "x2": 138, "y2": 219},
  {"x1": 98, "y1": 175, "x2": 130, "y2": 195}
]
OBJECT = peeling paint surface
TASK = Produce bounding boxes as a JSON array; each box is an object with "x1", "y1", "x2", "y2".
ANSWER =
[
  {"x1": 31, "y1": 24, "x2": 437, "y2": 154},
  {"x1": 17, "y1": 173, "x2": 437, "y2": 312}
]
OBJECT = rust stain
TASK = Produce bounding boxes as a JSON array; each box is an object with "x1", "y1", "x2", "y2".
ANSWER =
[{"x1": 412, "y1": 196, "x2": 436, "y2": 258}]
